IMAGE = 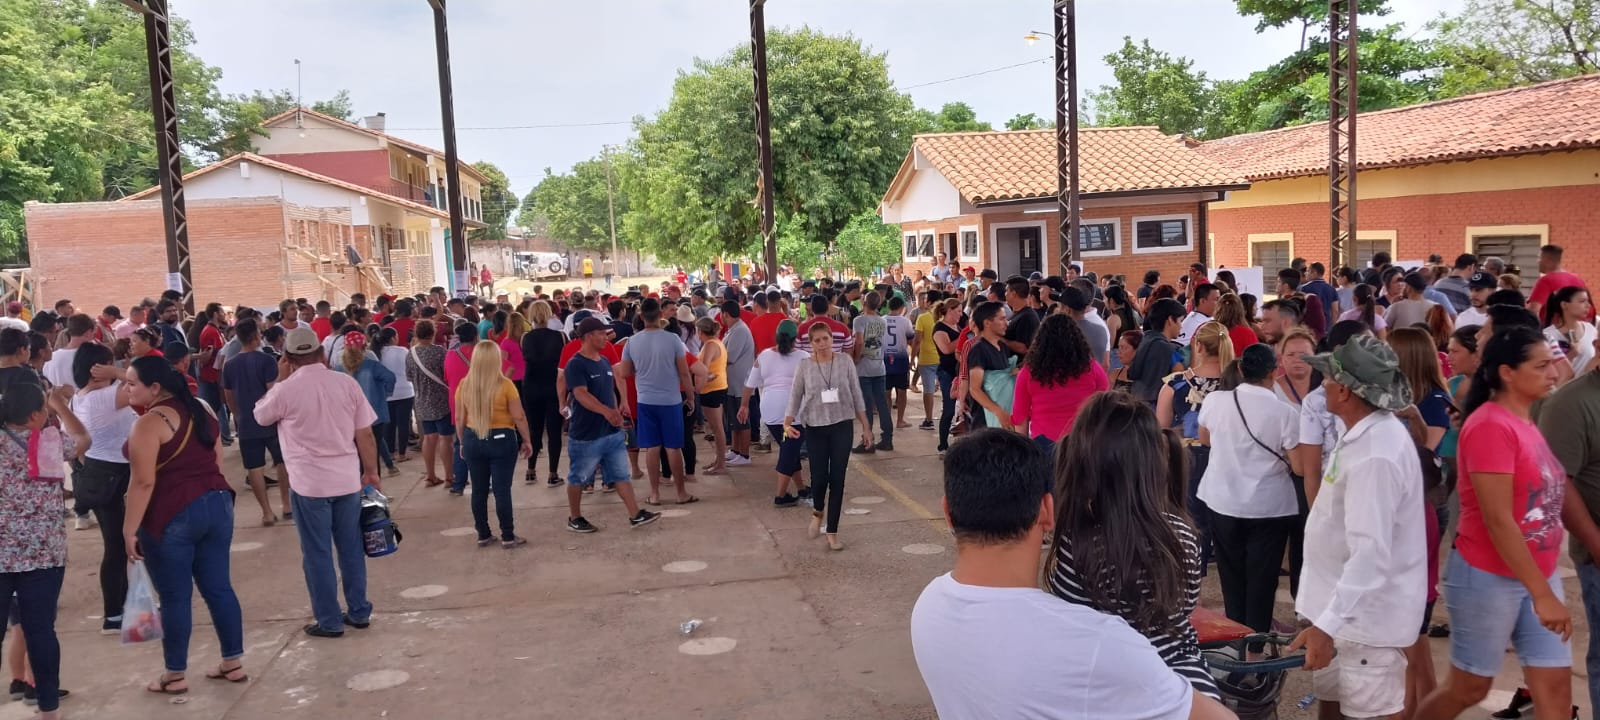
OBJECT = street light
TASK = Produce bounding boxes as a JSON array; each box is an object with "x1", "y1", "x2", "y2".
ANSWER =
[
  {"x1": 1023, "y1": 5, "x2": 1079, "y2": 274},
  {"x1": 1023, "y1": 30, "x2": 1050, "y2": 46}
]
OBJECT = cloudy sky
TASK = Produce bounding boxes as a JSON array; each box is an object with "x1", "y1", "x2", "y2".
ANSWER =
[{"x1": 173, "y1": 0, "x2": 1458, "y2": 199}]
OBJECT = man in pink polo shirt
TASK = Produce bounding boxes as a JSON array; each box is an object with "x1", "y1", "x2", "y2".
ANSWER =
[{"x1": 254, "y1": 327, "x2": 380, "y2": 639}]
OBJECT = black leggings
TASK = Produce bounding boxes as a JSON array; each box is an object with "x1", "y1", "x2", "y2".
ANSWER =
[
  {"x1": 523, "y1": 390, "x2": 562, "y2": 474},
  {"x1": 804, "y1": 420, "x2": 854, "y2": 534},
  {"x1": 80, "y1": 459, "x2": 130, "y2": 619}
]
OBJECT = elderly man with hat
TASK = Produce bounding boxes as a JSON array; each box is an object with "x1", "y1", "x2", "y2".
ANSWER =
[
  {"x1": 1291, "y1": 335, "x2": 1427, "y2": 720},
  {"x1": 253, "y1": 327, "x2": 381, "y2": 638},
  {"x1": 562, "y1": 316, "x2": 661, "y2": 533}
]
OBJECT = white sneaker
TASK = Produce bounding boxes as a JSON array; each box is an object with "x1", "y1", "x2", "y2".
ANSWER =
[
  {"x1": 727, "y1": 454, "x2": 752, "y2": 467},
  {"x1": 725, "y1": 450, "x2": 738, "y2": 461},
  {"x1": 74, "y1": 515, "x2": 96, "y2": 531}
]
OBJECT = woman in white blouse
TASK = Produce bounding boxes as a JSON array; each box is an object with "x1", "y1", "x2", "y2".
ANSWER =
[
  {"x1": 1541, "y1": 285, "x2": 1596, "y2": 376},
  {"x1": 68, "y1": 342, "x2": 138, "y2": 633},
  {"x1": 1197, "y1": 343, "x2": 1301, "y2": 654}
]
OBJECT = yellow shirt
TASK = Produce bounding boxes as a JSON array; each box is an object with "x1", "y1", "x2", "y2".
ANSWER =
[
  {"x1": 702, "y1": 338, "x2": 729, "y2": 392},
  {"x1": 915, "y1": 312, "x2": 940, "y2": 365},
  {"x1": 490, "y1": 378, "x2": 520, "y2": 428}
]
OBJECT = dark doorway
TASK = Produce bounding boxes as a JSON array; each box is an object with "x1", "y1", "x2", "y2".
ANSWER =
[{"x1": 1018, "y1": 226, "x2": 1041, "y2": 276}]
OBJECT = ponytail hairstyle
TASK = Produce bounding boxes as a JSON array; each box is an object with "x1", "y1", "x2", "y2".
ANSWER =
[
  {"x1": 1353, "y1": 283, "x2": 1378, "y2": 331},
  {"x1": 1462, "y1": 325, "x2": 1545, "y2": 418},
  {"x1": 1191, "y1": 320, "x2": 1235, "y2": 368},
  {"x1": 373, "y1": 326, "x2": 397, "y2": 356},
  {"x1": 130, "y1": 355, "x2": 215, "y2": 447}
]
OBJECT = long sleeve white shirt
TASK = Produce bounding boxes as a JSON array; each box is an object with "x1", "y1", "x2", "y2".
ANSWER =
[{"x1": 1296, "y1": 410, "x2": 1428, "y2": 648}]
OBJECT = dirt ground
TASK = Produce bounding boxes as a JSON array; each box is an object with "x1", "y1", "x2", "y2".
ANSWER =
[{"x1": 28, "y1": 369, "x2": 1591, "y2": 719}]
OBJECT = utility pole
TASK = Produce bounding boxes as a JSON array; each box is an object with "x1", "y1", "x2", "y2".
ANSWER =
[
  {"x1": 604, "y1": 145, "x2": 620, "y2": 277},
  {"x1": 122, "y1": 0, "x2": 193, "y2": 312},
  {"x1": 750, "y1": 0, "x2": 778, "y2": 284},
  {"x1": 1328, "y1": 0, "x2": 1358, "y2": 269},
  {"x1": 1054, "y1": 0, "x2": 1080, "y2": 275},
  {"x1": 429, "y1": 0, "x2": 469, "y2": 297}
]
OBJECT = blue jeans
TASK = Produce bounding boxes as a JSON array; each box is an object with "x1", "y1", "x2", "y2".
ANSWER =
[
  {"x1": 197, "y1": 379, "x2": 232, "y2": 441},
  {"x1": 936, "y1": 369, "x2": 956, "y2": 451},
  {"x1": 567, "y1": 430, "x2": 630, "y2": 487},
  {"x1": 0, "y1": 567, "x2": 64, "y2": 711},
  {"x1": 371, "y1": 421, "x2": 394, "y2": 470},
  {"x1": 290, "y1": 491, "x2": 371, "y2": 632},
  {"x1": 1579, "y1": 562, "x2": 1600, "y2": 714},
  {"x1": 859, "y1": 374, "x2": 892, "y2": 444},
  {"x1": 463, "y1": 428, "x2": 519, "y2": 540},
  {"x1": 139, "y1": 490, "x2": 244, "y2": 673},
  {"x1": 450, "y1": 435, "x2": 470, "y2": 493}
]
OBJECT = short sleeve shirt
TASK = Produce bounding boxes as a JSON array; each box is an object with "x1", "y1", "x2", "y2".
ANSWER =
[
  {"x1": 222, "y1": 350, "x2": 280, "y2": 439},
  {"x1": 852, "y1": 314, "x2": 887, "y2": 378},
  {"x1": 563, "y1": 352, "x2": 621, "y2": 442},
  {"x1": 0, "y1": 428, "x2": 74, "y2": 573},
  {"x1": 1457, "y1": 401, "x2": 1566, "y2": 577},
  {"x1": 622, "y1": 329, "x2": 688, "y2": 406},
  {"x1": 1004, "y1": 307, "x2": 1040, "y2": 357}
]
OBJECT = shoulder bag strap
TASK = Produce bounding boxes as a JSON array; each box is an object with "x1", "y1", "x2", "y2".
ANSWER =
[
  {"x1": 1232, "y1": 390, "x2": 1292, "y2": 471},
  {"x1": 410, "y1": 347, "x2": 447, "y2": 388}
]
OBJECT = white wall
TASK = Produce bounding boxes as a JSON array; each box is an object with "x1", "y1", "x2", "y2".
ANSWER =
[
  {"x1": 186, "y1": 162, "x2": 372, "y2": 225},
  {"x1": 254, "y1": 115, "x2": 378, "y2": 154},
  {"x1": 882, "y1": 154, "x2": 963, "y2": 224}
]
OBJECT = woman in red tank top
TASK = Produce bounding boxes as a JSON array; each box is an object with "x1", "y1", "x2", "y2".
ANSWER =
[{"x1": 121, "y1": 357, "x2": 246, "y2": 695}]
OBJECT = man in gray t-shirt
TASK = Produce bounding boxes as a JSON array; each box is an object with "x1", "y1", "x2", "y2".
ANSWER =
[
  {"x1": 852, "y1": 293, "x2": 893, "y2": 450},
  {"x1": 718, "y1": 302, "x2": 756, "y2": 461},
  {"x1": 615, "y1": 300, "x2": 695, "y2": 503},
  {"x1": 1061, "y1": 287, "x2": 1110, "y2": 369}
]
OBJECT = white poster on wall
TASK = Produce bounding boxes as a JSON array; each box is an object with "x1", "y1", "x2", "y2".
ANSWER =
[{"x1": 1227, "y1": 266, "x2": 1267, "y2": 298}]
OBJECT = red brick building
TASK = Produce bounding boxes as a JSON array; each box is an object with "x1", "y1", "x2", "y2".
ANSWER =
[
  {"x1": 879, "y1": 127, "x2": 1247, "y2": 283},
  {"x1": 1200, "y1": 75, "x2": 1600, "y2": 280}
]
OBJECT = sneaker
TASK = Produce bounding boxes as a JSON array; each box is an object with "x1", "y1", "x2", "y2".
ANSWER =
[
  {"x1": 727, "y1": 454, "x2": 752, "y2": 467},
  {"x1": 919, "y1": 419, "x2": 934, "y2": 430},
  {"x1": 9, "y1": 679, "x2": 27, "y2": 700},
  {"x1": 725, "y1": 450, "x2": 738, "y2": 461},
  {"x1": 796, "y1": 487, "x2": 812, "y2": 500},
  {"x1": 342, "y1": 614, "x2": 370, "y2": 629},
  {"x1": 602, "y1": 483, "x2": 617, "y2": 494},
  {"x1": 1492, "y1": 688, "x2": 1532, "y2": 719},
  {"x1": 447, "y1": 489, "x2": 463, "y2": 496},
  {"x1": 101, "y1": 616, "x2": 122, "y2": 635},
  {"x1": 876, "y1": 440, "x2": 894, "y2": 452},
  {"x1": 546, "y1": 475, "x2": 563, "y2": 487},
  {"x1": 629, "y1": 509, "x2": 661, "y2": 528},
  {"x1": 851, "y1": 444, "x2": 875, "y2": 454},
  {"x1": 264, "y1": 476, "x2": 280, "y2": 487},
  {"x1": 774, "y1": 494, "x2": 799, "y2": 508},
  {"x1": 73, "y1": 514, "x2": 96, "y2": 531},
  {"x1": 753, "y1": 442, "x2": 772, "y2": 453},
  {"x1": 303, "y1": 623, "x2": 344, "y2": 638},
  {"x1": 567, "y1": 516, "x2": 598, "y2": 533},
  {"x1": 383, "y1": 465, "x2": 399, "y2": 478},
  {"x1": 21, "y1": 685, "x2": 68, "y2": 705}
]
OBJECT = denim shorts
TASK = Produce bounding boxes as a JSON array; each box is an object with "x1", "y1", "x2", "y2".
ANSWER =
[
  {"x1": 635, "y1": 403, "x2": 683, "y2": 449},
  {"x1": 918, "y1": 365, "x2": 939, "y2": 394},
  {"x1": 567, "y1": 430, "x2": 630, "y2": 487},
  {"x1": 420, "y1": 417, "x2": 454, "y2": 436},
  {"x1": 1443, "y1": 550, "x2": 1571, "y2": 676}
]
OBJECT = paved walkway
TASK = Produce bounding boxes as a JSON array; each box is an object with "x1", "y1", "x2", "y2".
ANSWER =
[{"x1": 24, "y1": 400, "x2": 1592, "y2": 719}]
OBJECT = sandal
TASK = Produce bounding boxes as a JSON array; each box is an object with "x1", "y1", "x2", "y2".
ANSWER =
[
  {"x1": 675, "y1": 495, "x2": 700, "y2": 505},
  {"x1": 147, "y1": 674, "x2": 188, "y2": 695},
  {"x1": 643, "y1": 496, "x2": 662, "y2": 506},
  {"x1": 261, "y1": 516, "x2": 277, "y2": 528},
  {"x1": 424, "y1": 476, "x2": 444, "y2": 487},
  {"x1": 205, "y1": 663, "x2": 249, "y2": 683}
]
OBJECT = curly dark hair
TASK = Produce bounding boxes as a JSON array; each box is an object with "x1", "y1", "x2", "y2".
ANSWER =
[{"x1": 1024, "y1": 313, "x2": 1092, "y2": 387}]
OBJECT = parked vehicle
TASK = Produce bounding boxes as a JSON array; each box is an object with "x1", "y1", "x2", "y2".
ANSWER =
[{"x1": 515, "y1": 252, "x2": 568, "y2": 280}]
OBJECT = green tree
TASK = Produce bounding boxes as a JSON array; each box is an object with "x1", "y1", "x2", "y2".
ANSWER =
[
  {"x1": 911, "y1": 102, "x2": 994, "y2": 133},
  {"x1": 211, "y1": 88, "x2": 359, "y2": 157},
  {"x1": 831, "y1": 211, "x2": 902, "y2": 278},
  {"x1": 1430, "y1": 0, "x2": 1600, "y2": 97},
  {"x1": 525, "y1": 153, "x2": 630, "y2": 257},
  {"x1": 623, "y1": 27, "x2": 918, "y2": 264},
  {"x1": 1004, "y1": 112, "x2": 1050, "y2": 130},
  {"x1": 774, "y1": 213, "x2": 826, "y2": 278},
  {"x1": 471, "y1": 161, "x2": 516, "y2": 241},
  {"x1": 1087, "y1": 37, "x2": 1214, "y2": 136}
]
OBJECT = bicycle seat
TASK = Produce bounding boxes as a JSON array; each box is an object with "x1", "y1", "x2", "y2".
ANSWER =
[{"x1": 1191, "y1": 606, "x2": 1253, "y2": 644}]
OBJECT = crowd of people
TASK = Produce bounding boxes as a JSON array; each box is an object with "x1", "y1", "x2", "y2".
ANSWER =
[
  {"x1": 910, "y1": 244, "x2": 1598, "y2": 720},
  {"x1": 0, "y1": 241, "x2": 1592, "y2": 717}
]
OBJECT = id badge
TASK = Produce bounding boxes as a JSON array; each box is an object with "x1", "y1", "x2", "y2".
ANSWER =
[{"x1": 820, "y1": 388, "x2": 840, "y2": 404}]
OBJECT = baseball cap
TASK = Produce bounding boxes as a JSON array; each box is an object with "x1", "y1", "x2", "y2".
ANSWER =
[
  {"x1": 1028, "y1": 271, "x2": 1044, "y2": 282},
  {"x1": 575, "y1": 316, "x2": 609, "y2": 337},
  {"x1": 284, "y1": 327, "x2": 321, "y2": 355},
  {"x1": 775, "y1": 319, "x2": 799, "y2": 341},
  {"x1": 1468, "y1": 271, "x2": 1498, "y2": 289},
  {"x1": 1304, "y1": 334, "x2": 1411, "y2": 412}
]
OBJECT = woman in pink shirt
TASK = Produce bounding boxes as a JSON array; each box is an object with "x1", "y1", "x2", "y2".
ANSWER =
[{"x1": 1011, "y1": 313, "x2": 1108, "y2": 452}]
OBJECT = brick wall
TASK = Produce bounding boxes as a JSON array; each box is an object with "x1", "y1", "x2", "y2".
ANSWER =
[
  {"x1": 25, "y1": 197, "x2": 289, "y2": 310},
  {"x1": 898, "y1": 199, "x2": 1206, "y2": 284},
  {"x1": 1210, "y1": 184, "x2": 1600, "y2": 280},
  {"x1": 262, "y1": 149, "x2": 393, "y2": 197}
]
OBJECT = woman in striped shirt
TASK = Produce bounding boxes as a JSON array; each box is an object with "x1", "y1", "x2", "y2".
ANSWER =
[{"x1": 1046, "y1": 391, "x2": 1219, "y2": 699}]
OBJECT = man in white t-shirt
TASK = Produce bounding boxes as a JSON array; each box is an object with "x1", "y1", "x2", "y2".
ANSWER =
[
  {"x1": 1454, "y1": 271, "x2": 1497, "y2": 329},
  {"x1": 910, "y1": 428, "x2": 1232, "y2": 720},
  {"x1": 1178, "y1": 282, "x2": 1219, "y2": 345}
]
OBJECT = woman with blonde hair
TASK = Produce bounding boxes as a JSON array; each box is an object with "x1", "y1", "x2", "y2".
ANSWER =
[
  {"x1": 1156, "y1": 319, "x2": 1232, "y2": 567},
  {"x1": 335, "y1": 332, "x2": 397, "y2": 476},
  {"x1": 499, "y1": 311, "x2": 531, "y2": 383},
  {"x1": 457, "y1": 340, "x2": 532, "y2": 548}
]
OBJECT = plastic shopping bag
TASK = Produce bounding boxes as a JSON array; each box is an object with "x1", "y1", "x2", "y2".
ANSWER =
[{"x1": 120, "y1": 560, "x2": 163, "y2": 645}]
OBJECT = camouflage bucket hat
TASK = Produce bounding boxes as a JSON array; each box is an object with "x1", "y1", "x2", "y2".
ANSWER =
[{"x1": 1303, "y1": 334, "x2": 1412, "y2": 411}]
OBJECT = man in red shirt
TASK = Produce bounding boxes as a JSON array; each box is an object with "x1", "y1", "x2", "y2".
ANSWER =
[
  {"x1": 196, "y1": 305, "x2": 232, "y2": 445},
  {"x1": 745, "y1": 290, "x2": 786, "y2": 354},
  {"x1": 309, "y1": 301, "x2": 334, "y2": 341},
  {"x1": 797, "y1": 294, "x2": 854, "y2": 354},
  {"x1": 387, "y1": 299, "x2": 418, "y2": 347},
  {"x1": 1528, "y1": 243, "x2": 1592, "y2": 321}
]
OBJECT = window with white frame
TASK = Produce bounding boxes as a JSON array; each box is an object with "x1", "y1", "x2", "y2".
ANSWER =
[
  {"x1": 904, "y1": 233, "x2": 919, "y2": 260},
  {"x1": 959, "y1": 227, "x2": 980, "y2": 261},
  {"x1": 919, "y1": 233, "x2": 935, "y2": 259},
  {"x1": 1077, "y1": 220, "x2": 1119, "y2": 256},
  {"x1": 1352, "y1": 238, "x2": 1394, "y2": 269},
  {"x1": 1132, "y1": 215, "x2": 1193, "y2": 253}
]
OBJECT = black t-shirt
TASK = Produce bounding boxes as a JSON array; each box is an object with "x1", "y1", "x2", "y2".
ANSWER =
[
  {"x1": 520, "y1": 328, "x2": 566, "y2": 397},
  {"x1": 1137, "y1": 284, "x2": 1155, "y2": 300},
  {"x1": 563, "y1": 352, "x2": 620, "y2": 442},
  {"x1": 1004, "y1": 307, "x2": 1040, "y2": 357},
  {"x1": 934, "y1": 322, "x2": 961, "y2": 376},
  {"x1": 966, "y1": 337, "x2": 1010, "y2": 376},
  {"x1": 0, "y1": 366, "x2": 42, "y2": 395},
  {"x1": 610, "y1": 320, "x2": 634, "y2": 341}
]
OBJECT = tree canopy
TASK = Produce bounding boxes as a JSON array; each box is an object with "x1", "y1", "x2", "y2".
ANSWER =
[
  {"x1": 471, "y1": 161, "x2": 516, "y2": 241},
  {"x1": 522, "y1": 153, "x2": 629, "y2": 257}
]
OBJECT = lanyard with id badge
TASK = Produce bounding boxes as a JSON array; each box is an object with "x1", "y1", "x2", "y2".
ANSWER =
[{"x1": 820, "y1": 359, "x2": 840, "y2": 404}]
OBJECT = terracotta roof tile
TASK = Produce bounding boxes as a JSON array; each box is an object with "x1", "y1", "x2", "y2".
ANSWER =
[
  {"x1": 906, "y1": 127, "x2": 1248, "y2": 204},
  {"x1": 1197, "y1": 74, "x2": 1600, "y2": 180}
]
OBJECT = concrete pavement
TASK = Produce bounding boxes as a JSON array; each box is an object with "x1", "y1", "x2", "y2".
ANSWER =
[{"x1": 27, "y1": 401, "x2": 1593, "y2": 719}]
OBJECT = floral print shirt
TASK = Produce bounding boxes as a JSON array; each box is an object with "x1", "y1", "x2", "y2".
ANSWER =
[{"x1": 0, "y1": 427, "x2": 76, "y2": 573}]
